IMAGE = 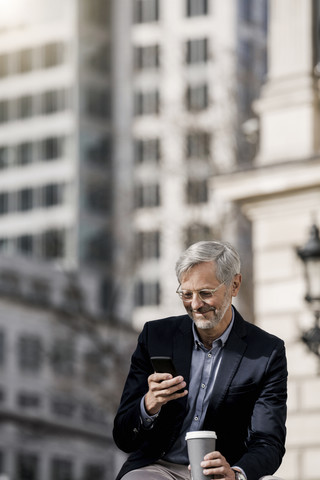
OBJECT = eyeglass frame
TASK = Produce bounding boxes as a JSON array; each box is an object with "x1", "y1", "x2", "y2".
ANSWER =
[{"x1": 176, "y1": 282, "x2": 225, "y2": 302}]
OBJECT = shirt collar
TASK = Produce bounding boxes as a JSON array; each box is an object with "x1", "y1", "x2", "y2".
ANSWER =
[{"x1": 192, "y1": 305, "x2": 235, "y2": 349}]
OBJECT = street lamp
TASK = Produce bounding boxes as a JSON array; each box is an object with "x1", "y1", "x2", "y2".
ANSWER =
[{"x1": 297, "y1": 224, "x2": 320, "y2": 360}]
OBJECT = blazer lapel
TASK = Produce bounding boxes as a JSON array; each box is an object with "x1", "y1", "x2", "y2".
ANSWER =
[{"x1": 206, "y1": 314, "x2": 248, "y2": 414}]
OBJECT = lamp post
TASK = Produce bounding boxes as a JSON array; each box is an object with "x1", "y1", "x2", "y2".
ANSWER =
[{"x1": 297, "y1": 224, "x2": 320, "y2": 360}]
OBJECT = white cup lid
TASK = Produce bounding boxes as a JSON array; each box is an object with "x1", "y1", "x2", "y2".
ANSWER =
[{"x1": 185, "y1": 430, "x2": 217, "y2": 440}]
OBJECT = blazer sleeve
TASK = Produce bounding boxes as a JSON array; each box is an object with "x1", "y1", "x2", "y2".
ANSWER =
[{"x1": 236, "y1": 340, "x2": 288, "y2": 480}]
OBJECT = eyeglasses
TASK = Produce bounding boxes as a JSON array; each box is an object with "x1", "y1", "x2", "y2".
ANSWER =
[{"x1": 176, "y1": 282, "x2": 225, "y2": 302}]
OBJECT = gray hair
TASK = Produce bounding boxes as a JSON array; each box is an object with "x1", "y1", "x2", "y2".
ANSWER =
[{"x1": 175, "y1": 240, "x2": 241, "y2": 286}]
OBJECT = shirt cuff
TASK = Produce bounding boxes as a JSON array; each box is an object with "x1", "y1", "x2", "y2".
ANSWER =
[
  {"x1": 232, "y1": 466, "x2": 247, "y2": 480},
  {"x1": 140, "y1": 395, "x2": 160, "y2": 428}
]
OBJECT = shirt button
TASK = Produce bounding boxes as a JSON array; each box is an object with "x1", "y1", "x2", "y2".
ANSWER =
[
  {"x1": 201, "y1": 383, "x2": 206, "y2": 389},
  {"x1": 208, "y1": 353, "x2": 212, "y2": 358},
  {"x1": 194, "y1": 416, "x2": 199, "y2": 421}
]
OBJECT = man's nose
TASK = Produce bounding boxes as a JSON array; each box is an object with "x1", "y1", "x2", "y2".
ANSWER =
[{"x1": 191, "y1": 292, "x2": 204, "y2": 310}]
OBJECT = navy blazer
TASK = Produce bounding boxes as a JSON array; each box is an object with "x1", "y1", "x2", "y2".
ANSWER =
[{"x1": 113, "y1": 308, "x2": 287, "y2": 480}]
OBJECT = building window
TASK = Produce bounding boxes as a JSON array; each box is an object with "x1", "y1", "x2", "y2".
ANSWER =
[
  {"x1": 186, "y1": 0, "x2": 208, "y2": 17},
  {"x1": 186, "y1": 84, "x2": 208, "y2": 111},
  {"x1": 16, "y1": 453, "x2": 39, "y2": 480},
  {"x1": 18, "y1": 335, "x2": 43, "y2": 372},
  {"x1": 17, "y1": 392, "x2": 41, "y2": 408},
  {"x1": 135, "y1": 183, "x2": 160, "y2": 208},
  {"x1": 17, "y1": 142, "x2": 33, "y2": 165},
  {"x1": 0, "y1": 53, "x2": 8, "y2": 77},
  {"x1": 86, "y1": 89, "x2": 110, "y2": 119},
  {"x1": 43, "y1": 183, "x2": 64, "y2": 207},
  {"x1": 135, "y1": 281, "x2": 160, "y2": 306},
  {"x1": 17, "y1": 235, "x2": 33, "y2": 255},
  {"x1": 186, "y1": 131, "x2": 210, "y2": 158},
  {"x1": 17, "y1": 48, "x2": 33, "y2": 73},
  {"x1": 42, "y1": 229, "x2": 65, "y2": 259},
  {"x1": 186, "y1": 179, "x2": 208, "y2": 204},
  {"x1": 0, "y1": 100, "x2": 9, "y2": 123},
  {"x1": 85, "y1": 136, "x2": 111, "y2": 165},
  {"x1": 186, "y1": 38, "x2": 208, "y2": 64},
  {"x1": 0, "y1": 147, "x2": 9, "y2": 169},
  {"x1": 0, "y1": 193, "x2": 9, "y2": 215},
  {"x1": 85, "y1": 230, "x2": 112, "y2": 263},
  {"x1": 51, "y1": 397, "x2": 76, "y2": 417},
  {"x1": 51, "y1": 340, "x2": 75, "y2": 376},
  {"x1": 82, "y1": 0, "x2": 110, "y2": 26},
  {"x1": 18, "y1": 188, "x2": 34, "y2": 212},
  {"x1": 42, "y1": 137, "x2": 63, "y2": 160},
  {"x1": 185, "y1": 223, "x2": 213, "y2": 247},
  {"x1": 83, "y1": 464, "x2": 105, "y2": 480},
  {"x1": 134, "y1": 138, "x2": 160, "y2": 164},
  {"x1": 51, "y1": 458, "x2": 73, "y2": 480},
  {"x1": 136, "y1": 231, "x2": 160, "y2": 260},
  {"x1": 0, "y1": 330, "x2": 5, "y2": 365},
  {"x1": 42, "y1": 89, "x2": 66, "y2": 115},
  {"x1": 17, "y1": 95, "x2": 33, "y2": 118},
  {"x1": 86, "y1": 182, "x2": 110, "y2": 212},
  {"x1": 134, "y1": 90, "x2": 159, "y2": 116},
  {"x1": 134, "y1": 44, "x2": 160, "y2": 70},
  {"x1": 88, "y1": 43, "x2": 110, "y2": 73},
  {"x1": 134, "y1": 0, "x2": 159, "y2": 23},
  {"x1": 43, "y1": 42, "x2": 64, "y2": 68}
]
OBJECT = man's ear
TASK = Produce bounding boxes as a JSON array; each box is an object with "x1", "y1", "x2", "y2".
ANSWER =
[{"x1": 231, "y1": 274, "x2": 242, "y2": 297}]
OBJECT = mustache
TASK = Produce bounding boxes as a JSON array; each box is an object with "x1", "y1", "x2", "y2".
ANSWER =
[{"x1": 190, "y1": 306, "x2": 216, "y2": 314}]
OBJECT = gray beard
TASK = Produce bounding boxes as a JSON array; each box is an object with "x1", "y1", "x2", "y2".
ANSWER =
[{"x1": 193, "y1": 296, "x2": 230, "y2": 330}]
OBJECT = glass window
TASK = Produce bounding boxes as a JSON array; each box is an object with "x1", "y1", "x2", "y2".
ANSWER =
[
  {"x1": 42, "y1": 89, "x2": 65, "y2": 115},
  {"x1": 18, "y1": 335, "x2": 43, "y2": 372},
  {"x1": 85, "y1": 136, "x2": 111, "y2": 165},
  {"x1": 186, "y1": 131, "x2": 210, "y2": 158},
  {"x1": 42, "y1": 229, "x2": 65, "y2": 259},
  {"x1": 185, "y1": 223, "x2": 213, "y2": 247},
  {"x1": 17, "y1": 95, "x2": 33, "y2": 118},
  {"x1": 135, "y1": 183, "x2": 160, "y2": 208},
  {"x1": 0, "y1": 147, "x2": 9, "y2": 169},
  {"x1": 51, "y1": 397, "x2": 76, "y2": 417},
  {"x1": 17, "y1": 235, "x2": 34, "y2": 255},
  {"x1": 134, "y1": 138, "x2": 160, "y2": 163},
  {"x1": 186, "y1": 38, "x2": 208, "y2": 64},
  {"x1": 88, "y1": 43, "x2": 110, "y2": 73},
  {"x1": 134, "y1": 90, "x2": 159, "y2": 116},
  {"x1": 134, "y1": 0, "x2": 159, "y2": 23},
  {"x1": 17, "y1": 392, "x2": 41, "y2": 408},
  {"x1": 186, "y1": 0, "x2": 208, "y2": 17},
  {"x1": 0, "y1": 193, "x2": 9, "y2": 215},
  {"x1": 0, "y1": 100, "x2": 9, "y2": 123},
  {"x1": 85, "y1": 89, "x2": 110, "y2": 119},
  {"x1": 134, "y1": 44, "x2": 159, "y2": 70},
  {"x1": 186, "y1": 84, "x2": 208, "y2": 111},
  {"x1": 83, "y1": 464, "x2": 105, "y2": 480},
  {"x1": 17, "y1": 48, "x2": 33, "y2": 73},
  {"x1": 43, "y1": 183, "x2": 64, "y2": 207},
  {"x1": 135, "y1": 281, "x2": 160, "y2": 306},
  {"x1": 16, "y1": 453, "x2": 39, "y2": 480},
  {"x1": 0, "y1": 53, "x2": 8, "y2": 77},
  {"x1": 85, "y1": 230, "x2": 112, "y2": 263},
  {"x1": 82, "y1": 0, "x2": 110, "y2": 26},
  {"x1": 43, "y1": 42, "x2": 64, "y2": 68},
  {"x1": 51, "y1": 340, "x2": 75, "y2": 376},
  {"x1": 186, "y1": 179, "x2": 208, "y2": 204},
  {"x1": 86, "y1": 182, "x2": 110, "y2": 212},
  {"x1": 17, "y1": 142, "x2": 33, "y2": 165},
  {"x1": 42, "y1": 137, "x2": 63, "y2": 160},
  {"x1": 51, "y1": 458, "x2": 73, "y2": 480},
  {"x1": 136, "y1": 231, "x2": 160, "y2": 259},
  {"x1": 18, "y1": 188, "x2": 34, "y2": 211},
  {"x1": 0, "y1": 330, "x2": 5, "y2": 365}
]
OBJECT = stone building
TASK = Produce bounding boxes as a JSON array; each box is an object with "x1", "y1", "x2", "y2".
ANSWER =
[{"x1": 214, "y1": 1, "x2": 320, "y2": 479}]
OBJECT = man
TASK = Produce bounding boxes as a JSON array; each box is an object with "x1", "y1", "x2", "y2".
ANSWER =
[{"x1": 113, "y1": 241, "x2": 287, "y2": 480}]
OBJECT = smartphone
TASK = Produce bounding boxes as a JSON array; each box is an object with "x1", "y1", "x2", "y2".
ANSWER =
[{"x1": 150, "y1": 356, "x2": 184, "y2": 393}]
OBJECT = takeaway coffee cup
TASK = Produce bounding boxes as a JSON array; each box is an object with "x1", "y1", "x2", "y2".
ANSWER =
[{"x1": 185, "y1": 430, "x2": 217, "y2": 480}]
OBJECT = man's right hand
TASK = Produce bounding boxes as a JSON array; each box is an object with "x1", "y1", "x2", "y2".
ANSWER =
[{"x1": 144, "y1": 372, "x2": 188, "y2": 416}]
